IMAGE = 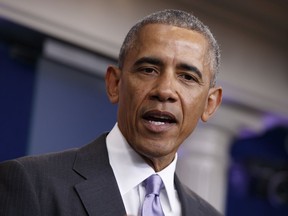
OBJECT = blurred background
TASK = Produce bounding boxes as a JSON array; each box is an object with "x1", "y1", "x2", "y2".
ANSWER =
[{"x1": 0, "y1": 0, "x2": 287, "y2": 215}]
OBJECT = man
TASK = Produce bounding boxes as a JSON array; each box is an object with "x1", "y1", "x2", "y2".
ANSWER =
[{"x1": 0, "y1": 9, "x2": 222, "y2": 216}]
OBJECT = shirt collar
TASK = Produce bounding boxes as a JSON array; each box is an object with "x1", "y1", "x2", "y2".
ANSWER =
[{"x1": 106, "y1": 123, "x2": 178, "y2": 210}]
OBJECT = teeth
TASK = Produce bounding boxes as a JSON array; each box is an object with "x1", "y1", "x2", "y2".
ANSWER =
[{"x1": 149, "y1": 120, "x2": 165, "y2": 125}]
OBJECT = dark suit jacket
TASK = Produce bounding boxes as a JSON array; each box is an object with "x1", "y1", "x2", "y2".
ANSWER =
[{"x1": 0, "y1": 133, "x2": 222, "y2": 216}]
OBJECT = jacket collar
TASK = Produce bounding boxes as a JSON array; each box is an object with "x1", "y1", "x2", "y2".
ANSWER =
[{"x1": 73, "y1": 133, "x2": 126, "y2": 216}]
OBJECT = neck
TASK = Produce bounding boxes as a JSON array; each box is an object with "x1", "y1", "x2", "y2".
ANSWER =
[{"x1": 143, "y1": 155, "x2": 175, "y2": 172}]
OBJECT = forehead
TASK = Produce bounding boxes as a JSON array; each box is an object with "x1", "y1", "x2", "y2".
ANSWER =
[
  {"x1": 137, "y1": 23, "x2": 207, "y2": 43},
  {"x1": 134, "y1": 24, "x2": 206, "y2": 57},
  {"x1": 125, "y1": 24, "x2": 209, "y2": 71}
]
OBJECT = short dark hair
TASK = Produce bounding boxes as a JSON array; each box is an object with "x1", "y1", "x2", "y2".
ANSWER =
[{"x1": 118, "y1": 9, "x2": 220, "y2": 87}]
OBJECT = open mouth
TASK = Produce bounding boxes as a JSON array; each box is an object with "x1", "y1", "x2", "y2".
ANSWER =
[{"x1": 142, "y1": 110, "x2": 177, "y2": 125}]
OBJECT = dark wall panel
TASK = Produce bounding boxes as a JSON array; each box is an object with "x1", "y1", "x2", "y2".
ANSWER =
[
  {"x1": 0, "y1": 42, "x2": 36, "y2": 161},
  {"x1": 28, "y1": 58, "x2": 117, "y2": 155}
]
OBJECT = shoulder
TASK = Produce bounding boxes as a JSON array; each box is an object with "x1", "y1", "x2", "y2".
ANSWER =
[
  {"x1": 0, "y1": 133, "x2": 108, "y2": 174},
  {"x1": 0, "y1": 133, "x2": 108, "y2": 181},
  {"x1": 0, "y1": 133, "x2": 109, "y2": 215},
  {"x1": 0, "y1": 149, "x2": 82, "y2": 215},
  {"x1": 0, "y1": 147, "x2": 79, "y2": 184}
]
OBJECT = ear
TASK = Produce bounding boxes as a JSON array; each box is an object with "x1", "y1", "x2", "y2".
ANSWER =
[
  {"x1": 105, "y1": 65, "x2": 121, "y2": 104},
  {"x1": 201, "y1": 86, "x2": 222, "y2": 122}
]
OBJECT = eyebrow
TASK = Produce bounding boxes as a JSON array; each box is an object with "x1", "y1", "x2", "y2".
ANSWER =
[
  {"x1": 133, "y1": 56, "x2": 202, "y2": 79},
  {"x1": 177, "y1": 63, "x2": 202, "y2": 80},
  {"x1": 133, "y1": 57, "x2": 164, "y2": 67}
]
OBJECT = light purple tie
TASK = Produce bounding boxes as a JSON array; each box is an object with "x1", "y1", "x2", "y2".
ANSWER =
[{"x1": 142, "y1": 174, "x2": 165, "y2": 216}]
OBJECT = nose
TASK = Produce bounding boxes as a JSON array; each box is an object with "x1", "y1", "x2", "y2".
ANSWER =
[{"x1": 149, "y1": 72, "x2": 177, "y2": 102}]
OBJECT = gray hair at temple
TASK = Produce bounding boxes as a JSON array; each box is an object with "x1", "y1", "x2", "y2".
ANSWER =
[{"x1": 118, "y1": 9, "x2": 220, "y2": 87}]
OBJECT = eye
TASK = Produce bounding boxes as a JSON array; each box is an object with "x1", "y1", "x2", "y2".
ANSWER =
[
  {"x1": 143, "y1": 67, "x2": 155, "y2": 73},
  {"x1": 138, "y1": 67, "x2": 158, "y2": 74},
  {"x1": 179, "y1": 73, "x2": 198, "y2": 82}
]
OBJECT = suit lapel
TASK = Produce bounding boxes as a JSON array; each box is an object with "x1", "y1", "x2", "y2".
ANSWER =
[
  {"x1": 73, "y1": 133, "x2": 126, "y2": 216},
  {"x1": 175, "y1": 175, "x2": 198, "y2": 216}
]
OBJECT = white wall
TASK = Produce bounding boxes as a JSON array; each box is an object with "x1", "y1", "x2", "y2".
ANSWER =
[{"x1": 216, "y1": 23, "x2": 288, "y2": 117}]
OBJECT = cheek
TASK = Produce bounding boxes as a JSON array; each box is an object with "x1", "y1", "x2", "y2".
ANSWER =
[
  {"x1": 119, "y1": 79, "x2": 146, "y2": 112},
  {"x1": 182, "y1": 92, "x2": 207, "y2": 121}
]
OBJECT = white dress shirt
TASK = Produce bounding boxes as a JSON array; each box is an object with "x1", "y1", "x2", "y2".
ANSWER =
[{"x1": 106, "y1": 123, "x2": 181, "y2": 216}]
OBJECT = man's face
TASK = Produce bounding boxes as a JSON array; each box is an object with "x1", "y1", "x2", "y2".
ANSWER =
[{"x1": 106, "y1": 24, "x2": 222, "y2": 170}]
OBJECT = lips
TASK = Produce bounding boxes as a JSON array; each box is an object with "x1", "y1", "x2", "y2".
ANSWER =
[{"x1": 142, "y1": 110, "x2": 177, "y2": 125}]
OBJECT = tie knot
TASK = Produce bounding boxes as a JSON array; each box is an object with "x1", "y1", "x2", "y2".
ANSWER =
[{"x1": 145, "y1": 174, "x2": 163, "y2": 196}]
